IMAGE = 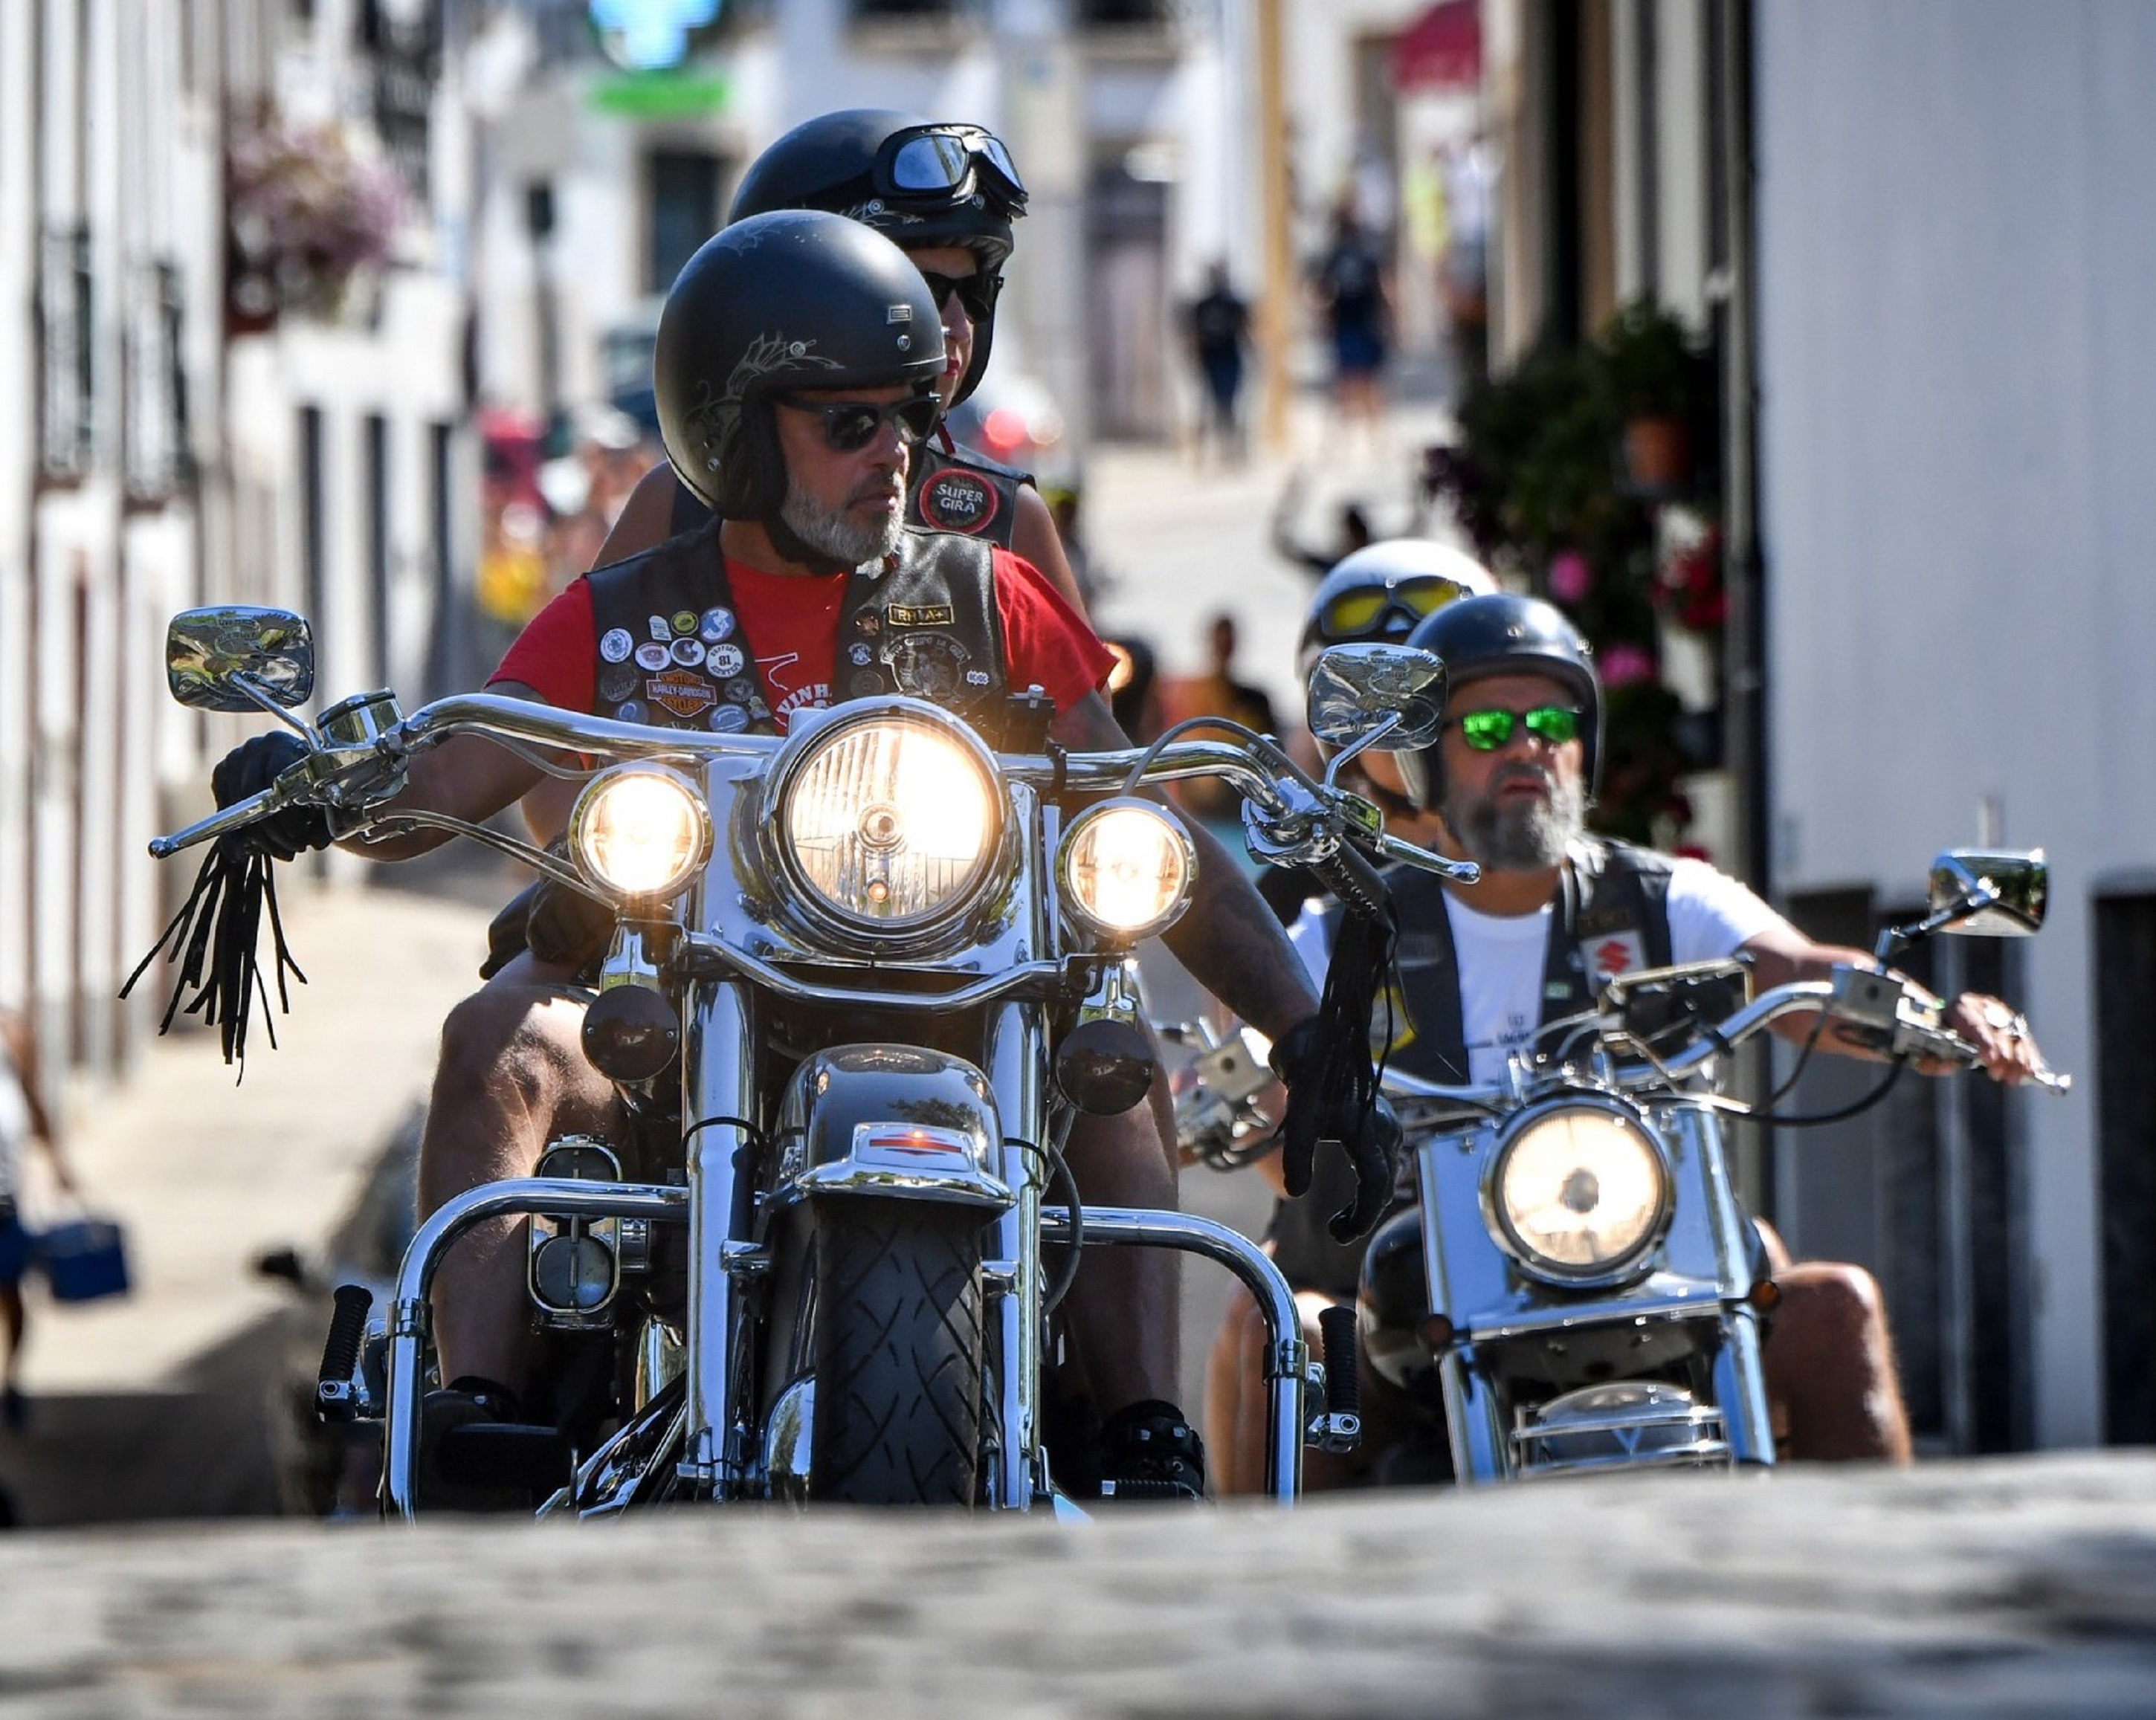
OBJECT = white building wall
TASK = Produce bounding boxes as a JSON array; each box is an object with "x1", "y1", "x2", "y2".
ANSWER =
[
  {"x1": 0, "y1": 1, "x2": 39, "y2": 1012},
  {"x1": 1756, "y1": 0, "x2": 2156, "y2": 1449}
]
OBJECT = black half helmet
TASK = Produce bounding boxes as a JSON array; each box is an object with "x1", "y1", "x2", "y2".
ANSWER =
[
  {"x1": 653, "y1": 210, "x2": 945, "y2": 518},
  {"x1": 729, "y1": 109, "x2": 1027, "y2": 405},
  {"x1": 1297, "y1": 539, "x2": 1497, "y2": 682},
  {"x1": 1396, "y1": 593, "x2": 1603, "y2": 811}
]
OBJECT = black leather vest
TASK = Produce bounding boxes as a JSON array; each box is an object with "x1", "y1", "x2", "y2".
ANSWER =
[
  {"x1": 584, "y1": 515, "x2": 1007, "y2": 738},
  {"x1": 1268, "y1": 838, "x2": 1678, "y2": 1299},
  {"x1": 666, "y1": 435, "x2": 1031, "y2": 550}
]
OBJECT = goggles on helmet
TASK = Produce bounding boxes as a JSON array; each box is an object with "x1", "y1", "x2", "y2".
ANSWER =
[
  {"x1": 877, "y1": 124, "x2": 1028, "y2": 212},
  {"x1": 1311, "y1": 575, "x2": 1472, "y2": 645}
]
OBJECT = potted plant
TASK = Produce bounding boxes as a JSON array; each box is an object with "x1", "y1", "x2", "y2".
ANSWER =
[{"x1": 1597, "y1": 300, "x2": 1710, "y2": 493}]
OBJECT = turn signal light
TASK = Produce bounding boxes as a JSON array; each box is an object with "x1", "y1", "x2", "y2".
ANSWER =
[{"x1": 1419, "y1": 1313, "x2": 1456, "y2": 1351}]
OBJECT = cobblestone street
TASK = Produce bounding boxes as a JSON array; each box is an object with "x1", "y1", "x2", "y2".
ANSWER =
[{"x1": 4, "y1": 1454, "x2": 2154, "y2": 1716}]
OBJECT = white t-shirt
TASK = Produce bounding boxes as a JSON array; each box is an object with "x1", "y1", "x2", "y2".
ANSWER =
[{"x1": 1289, "y1": 857, "x2": 1793, "y2": 1085}]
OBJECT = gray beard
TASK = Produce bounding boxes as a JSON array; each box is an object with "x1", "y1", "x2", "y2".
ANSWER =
[
  {"x1": 1447, "y1": 769, "x2": 1589, "y2": 870},
  {"x1": 780, "y1": 481, "x2": 905, "y2": 568}
]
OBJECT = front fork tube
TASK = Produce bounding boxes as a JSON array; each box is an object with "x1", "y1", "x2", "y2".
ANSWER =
[
  {"x1": 680, "y1": 980, "x2": 758, "y2": 1495},
  {"x1": 1714, "y1": 1305, "x2": 1775, "y2": 1465},
  {"x1": 985, "y1": 1001, "x2": 1046, "y2": 1510}
]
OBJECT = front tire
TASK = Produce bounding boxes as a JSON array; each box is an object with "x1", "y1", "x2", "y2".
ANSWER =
[{"x1": 809, "y1": 1201, "x2": 986, "y2": 1505}]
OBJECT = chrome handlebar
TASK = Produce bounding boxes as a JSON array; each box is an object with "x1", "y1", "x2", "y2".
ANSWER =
[
  {"x1": 146, "y1": 692, "x2": 1481, "y2": 890},
  {"x1": 1382, "y1": 968, "x2": 2070, "y2": 1122}
]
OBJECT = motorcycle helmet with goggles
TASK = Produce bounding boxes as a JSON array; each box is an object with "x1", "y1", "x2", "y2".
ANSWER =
[
  {"x1": 1396, "y1": 592, "x2": 1602, "y2": 813},
  {"x1": 1297, "y1": 539, "x2": 1496, "y2": 681},
  {"x1": 730, "y1": 109, "x2": 1027, "y2": 407},
  {"x1": 653, "y1": 210, "x2": 945, "y2": 520}
]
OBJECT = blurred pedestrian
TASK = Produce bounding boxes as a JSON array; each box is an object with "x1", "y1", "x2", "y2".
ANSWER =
[
  {"x1": 1309, "y1": 191, "x2": 1393, "y2": 443},
  {"x1": 1184, "y1": 260, "x2": 1251, "y2": 467},
  {"x1": 0, "y1": 1009, "x2": 74, "y2": 1432},
  {"x1": 1271, "y1": 468, "x2": 1375, "y2": 580},
  {"x1": 1161, "y1": 614, "x2": 1279, "y2": 826},
  {"x1": 1438, "y1": 134, "x2": 1494, "y2": 390}
]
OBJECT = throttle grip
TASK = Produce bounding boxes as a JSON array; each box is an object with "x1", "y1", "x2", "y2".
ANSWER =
[{"x1": 1311, "y1": 840, "x2": 1392, "y2": 922}]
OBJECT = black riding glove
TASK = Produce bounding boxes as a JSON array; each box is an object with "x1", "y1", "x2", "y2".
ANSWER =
[
  {"x1": 1271, "y1": 1017, "x2": 1403, "y2": 1244},
  {"x1": 524, "y1": 859, "x2": 613, "y2": 971},
  {"x1": 211, "y1": 732, "x2": 332, "y2": 862}
]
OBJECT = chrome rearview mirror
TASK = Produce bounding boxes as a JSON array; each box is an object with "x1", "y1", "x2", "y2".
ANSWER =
[
  {"x1": 1876, "y1": 846, "x2": 2048, "y2": 963},
  {"x1": 1929, "y1": 848, "x2": 2048, "y2": 937},
  {"x1": 166, "y1": 607, "x2": 316, "y2": 714},
  {"x1": 1306, "y1": 644, "x2": 1447, "y2": 754}
]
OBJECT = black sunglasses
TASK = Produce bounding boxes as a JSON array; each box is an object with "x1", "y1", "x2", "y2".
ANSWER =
[
  {"x1": 877, "y1": 124, "x2": 1028, "y2": 209},
  {"x1": 916, "y1": 266, "x2": 1002, "y2": 323},
  {"x1": 772, "y1": 392, "x2": 940, "y2": 452}
]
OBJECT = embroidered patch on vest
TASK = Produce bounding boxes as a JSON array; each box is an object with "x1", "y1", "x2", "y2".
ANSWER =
[
  {"x1": 886, "y1": 602, "x2": 955, "y2": 627},
  {"x1": 1583, "y1": 931, "x2": 1646, "y2": 982},
  {"x1": 882, "y1": 633, "x2": 971, "y2": 699},
  {"x1": 648, "y1": 669, "x2": 719, "y2": 720},
  {"x1": 917, "y1": 467, "x2": 1000, "y2": 535}
]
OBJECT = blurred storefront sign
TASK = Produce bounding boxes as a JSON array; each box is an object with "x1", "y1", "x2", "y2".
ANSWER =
[
  {"x1": 1392, "y1": 0, "x2": 1482, "y2": 91},
  {"x1": 589, "y1": 0, "x2": 726, "y2": 72}
]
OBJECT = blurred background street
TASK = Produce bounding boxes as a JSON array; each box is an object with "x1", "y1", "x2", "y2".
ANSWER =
[{"x1": 1, "y1": 0, "x2": 2155, "y2": 1564}]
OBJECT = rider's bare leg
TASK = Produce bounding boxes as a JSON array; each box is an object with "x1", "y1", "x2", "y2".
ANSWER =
[
  {"x1": 418, "y1": 953, "x2": 620, "y2": 1400},
  {"x1": 1062, "y1": 1077, "x2": 1181, "y2": 1415},
  {"x1": 1763, "y1": 1260, "x2": 1913, "y2": 1463},
  {"x1": 1210, "y1": 1286, "x2": 1415, "y2": 1494}
]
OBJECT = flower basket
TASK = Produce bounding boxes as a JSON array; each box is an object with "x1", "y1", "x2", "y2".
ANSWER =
[
  {"x1": 1621, "y1": 416, "x2": 1693, "y2": 493},
  {"x1": 226, "y1": 114, "x2": 402, "y2": 332}
]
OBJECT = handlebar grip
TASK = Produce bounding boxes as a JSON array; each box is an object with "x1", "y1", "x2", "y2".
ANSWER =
[
  {"x1": 1317, "y1": 1304, "x2": 1361, "y2": 1421},
  {"x1": 147, "y1": 787, "x2": 279, "y2": 859},
  {"x1": 1311, "y1": 840, "x2": 1392, "y2": 922}
]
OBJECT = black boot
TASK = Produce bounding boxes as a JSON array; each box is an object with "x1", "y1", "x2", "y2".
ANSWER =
[
  {"x1": 418, "y1": 1376, "x2": 567, "y2": 1513},
  {"x1": 1097, "y1": 1399, "x2": 1206, "y2": 1502}
]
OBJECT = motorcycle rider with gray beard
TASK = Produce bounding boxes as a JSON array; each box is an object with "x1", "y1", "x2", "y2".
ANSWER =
[
  {"x1": 210, "y1": 211, "x2": 1369, "y2": 1505},
  {"x1": 1207, "y1": 581, "x2": 2050, "y2": 1493}
]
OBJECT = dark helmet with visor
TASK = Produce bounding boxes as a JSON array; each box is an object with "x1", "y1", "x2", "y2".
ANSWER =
[
  {"x1": 653, "y1": 210, "x2": 945, "y2": 519},
  {"x1": 729, "y1": 109, "x2": 1028, "y2": 405},
  {"x1": 1395, "y1": 592, "x2": 1602, "y2": 812},
  {"x1": 1297, "y1": 539, "x2": 1497, "y2": 682}
]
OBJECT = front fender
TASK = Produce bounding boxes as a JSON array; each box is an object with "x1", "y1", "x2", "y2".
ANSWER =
[{"x1": 772, "y1": 1045, "x2": 1013, "y2": 1211}]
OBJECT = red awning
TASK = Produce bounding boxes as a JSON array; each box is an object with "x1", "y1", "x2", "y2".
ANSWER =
[{"x1": 1392, "y1": 0, "x2": 1482, "y2": 91}]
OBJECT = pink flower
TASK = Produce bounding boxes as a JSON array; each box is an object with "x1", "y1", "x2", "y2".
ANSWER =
[
  {"x1": 1598, "y1": 642, "x2": 1657, "y2": 688},
  {"x1": 1547, "y1": 549, "x2": 1594, "y2": 604}
]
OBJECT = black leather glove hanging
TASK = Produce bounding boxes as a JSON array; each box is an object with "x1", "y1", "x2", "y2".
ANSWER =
[
  {"x1": 210, "y1": 732, "x2": 333, "y2": 861},
  {"x1": 1271, "y1": 1018, "x2": 1402, "y2": 1244},
  {"x1": 480, "y1": 838, "x2": 612, "y2": 980},
  {"x1": 120, "y1": 731, "x2": 326, "y2": 1070}
]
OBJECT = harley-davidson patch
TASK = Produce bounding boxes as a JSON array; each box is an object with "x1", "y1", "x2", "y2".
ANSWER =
[
  {"x1": 648, "y1": 669, "x2": 719, "y2": 720},
  {"x1": 917, "y1": 467, "x2": 999, "y2": 535}
]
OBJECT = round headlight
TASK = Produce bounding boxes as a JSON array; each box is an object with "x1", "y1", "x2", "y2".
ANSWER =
[
  {"x1": 569, "y1": 765, "x2": 712, "y2": 902},
  {"x1": 772, "y1": 706, "x2": 1003, "y2": 935},
  {"x1": 1488, "y1": 1102, "x2": 1669, "y2": 1282},
  {"x1": 1058, "y1": 798, "x2": 1195, "y2": 943}
]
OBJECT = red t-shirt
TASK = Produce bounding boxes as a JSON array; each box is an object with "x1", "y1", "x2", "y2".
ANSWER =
[{"x1": 492, "y1": 546, "x2": 1113, "y2": 732}]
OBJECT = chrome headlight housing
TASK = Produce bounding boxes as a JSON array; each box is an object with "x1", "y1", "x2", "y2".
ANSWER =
[
  {"x1": 569, "y1": 764, "x2": 712, "y2": 904},
  {"x1": 761, "y1": 699, "x2": 1007, "y2": 948},
  {"x1": 1057, "y1": 798, "x2": 1195, "y2": 946},
  {"x1": 1484, "y1": 1097, "x2": 1671, "y2": 1286}
]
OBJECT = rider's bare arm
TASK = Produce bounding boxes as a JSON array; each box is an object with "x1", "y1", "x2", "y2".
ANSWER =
[
  {"x1": 1740, "y1": 923, "x2": 2042, "y2": 1084},
  {"x1": 335, "y1": 680, "x2": 553, "y2": 861},
  {"x1": 1010, "y1": 487, "x2": 1090, "y2": 619},
  {"x1": 1050, "y1": 691, "x2": 1318, "y2": 1044}
]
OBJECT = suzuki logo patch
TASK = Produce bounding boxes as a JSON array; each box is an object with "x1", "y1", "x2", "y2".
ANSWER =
[{"x1": 1586, "y1": 931, "x2": 1646, "y2": 980}]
